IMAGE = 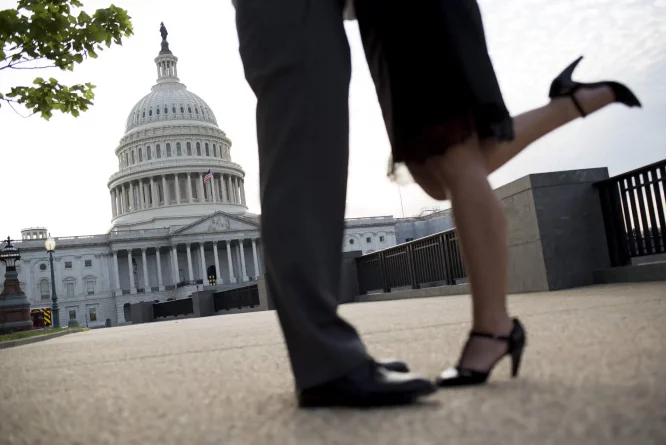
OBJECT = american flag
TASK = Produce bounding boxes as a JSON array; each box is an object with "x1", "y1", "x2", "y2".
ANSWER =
[{"x1": 203, "y1": 169, "x2": 212, "y2": 182}]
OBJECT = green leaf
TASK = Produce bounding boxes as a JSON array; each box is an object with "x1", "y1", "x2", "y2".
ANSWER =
[{"x1": 2, "y1": 0, "x2": 132, "y2": 119}]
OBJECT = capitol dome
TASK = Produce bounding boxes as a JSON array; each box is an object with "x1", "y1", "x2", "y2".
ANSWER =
[
  {"x1": 107, "y1": 24, "x2": 248, "y2": 232},
  {"x1": 125, "y1": 85, "x2": 218, "y2": 134}
]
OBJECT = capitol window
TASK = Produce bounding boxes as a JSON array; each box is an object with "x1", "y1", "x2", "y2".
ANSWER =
[
  {"x1": 156, "y1": 108, "x2": 160, "y2": 115},
  {"x1": 188, "y1": 106, "x2": 192, "y2": 113},
  {"x1": 172, "y1": 106, "x2": 176, "y2": 113},
  {"x1": 138, "y1": 148, "x2": 143, "y2": 162},
  {"x1": 40, "y1": 280, "x2": 50, "y2": 299},
  {"x1": 86, "y1": 280, "x2": 94, "y2": 295},
  {"x1": 166, "y1": 143, "x2": 172, "y2": 157},
  {"x1": 124, "y1": 152, "x2": 129, "y2": 166},
  {"x1": 213, "y1": 144, "x2": 217, "y2": 157},
  {"x1": 349, "y1": 239, "x2": 355, "y2": 245},
  {"x1": 205, "y1": 143, "x2": 210, "y2": 156},
  {"x1": 156, "y1": 144, "x2": 161, "y2": 158},
  {"x1": 164, "y1": 106, "x2": 168, "y2": 114},
  {"x1": 180, "y1": 106, "x2": 184, "y2": 113},
  {"x1": 195, "y1": 107, "x2": 199, "y2": 115},
  {"x1": 65, "y1": 261, "x2": 72, "y2": 269},
  {"x1": 149, "y1": 109, "x2": 152, "y2": 116},
  {"x1": 147, "y1": 146, "x2": 152, "y2": 160},
  {"x1": 186, "y1": 142, "x2": 192, "y2": 155},
  {"x1": 131, "y1": 151, "x2": 135, "y2": 164},
  {"x1": 142, "y1": 111, "x2": 145, "y2": 118},
  {"x1": 66, "y1": 282, "x2": 74, "y2": 297},
  {"x1": 196, "y1": 142, "x2": 201, "y2": 156},
  {"x1": 176, "y1": 142, "x2": 182, "y2": 156}
]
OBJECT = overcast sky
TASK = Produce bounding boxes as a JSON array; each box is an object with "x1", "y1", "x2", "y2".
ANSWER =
[{"x1": 1, "y1": 0, "x2": 664, "y2": 240}]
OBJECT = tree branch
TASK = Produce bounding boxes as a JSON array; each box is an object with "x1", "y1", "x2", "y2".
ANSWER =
[{"x1": 1, "y1": 98, "x2": 34, "y2": 119}]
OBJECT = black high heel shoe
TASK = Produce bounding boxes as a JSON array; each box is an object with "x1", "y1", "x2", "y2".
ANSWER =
[
  {"x1": 436, "y1": 318, "x2": 526, "y2": 388},
  {"x1": 549, "y1": 55, "x2": 642, "y2": 117}
]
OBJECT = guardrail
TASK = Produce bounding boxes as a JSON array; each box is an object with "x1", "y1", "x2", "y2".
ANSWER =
[
  {"x1": 596, "y1": 159, "x2": 666, "y2": 266},
  {"x1": 356, "y1": 228, "x2": 466, "y2": 294},
  {"x1": 153, "y1": 298, "x2": 194, "y2": 319},
  {"x1": 213, "y1": 284, "x2": 260, "y2": 312}
]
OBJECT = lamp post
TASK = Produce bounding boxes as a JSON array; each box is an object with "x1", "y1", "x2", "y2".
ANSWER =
[
  {"x1": 44, "y1": 235, "x2": 60, "y2": 328},
  {"x1": 0, "y1": 236, "x2": 33, "y2": 333}
]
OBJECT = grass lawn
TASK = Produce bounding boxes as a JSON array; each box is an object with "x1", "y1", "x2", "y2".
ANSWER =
[{"x1": 0, "y1": 327, "x2": 89, "y2": 343}]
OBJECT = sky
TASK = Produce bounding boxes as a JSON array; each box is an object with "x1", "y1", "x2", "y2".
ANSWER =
[{"x1": 0, "y1": 0, "x2": 665, "y2": 240}]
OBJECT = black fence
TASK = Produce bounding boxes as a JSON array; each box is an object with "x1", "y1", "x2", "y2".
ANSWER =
[
  {"x1": 213, "y1": 285, "x2": 260, "y2": 312},
  {"x1": 153, "y1": 298, "x2": 194, "y2": 319},
  {"x1": 596, "y1": 159, "x2": 666, "y2": 266},
  {"x1": 356, "y1": 228, "x2": 466, "y2": 294}
]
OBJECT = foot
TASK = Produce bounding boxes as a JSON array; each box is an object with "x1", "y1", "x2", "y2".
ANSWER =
[
  {"x1": 549, "y1": 56, "x2": 641, "y2": 118},
  {"x1": 436, "y1": 318, "x2": 526, "y2": 388},
  {"x1": 298, "y1": 360, "x2": 436, "y2": 408}
]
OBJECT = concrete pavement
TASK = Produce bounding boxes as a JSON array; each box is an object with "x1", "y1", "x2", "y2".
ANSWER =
[{"x1": 1, "y1": 282, "x2": 664, "y2": 445}]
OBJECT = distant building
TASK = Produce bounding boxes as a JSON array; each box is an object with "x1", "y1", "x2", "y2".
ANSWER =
[{"x1": 2, "y1": 28, "x2": 411, "y2": 327}]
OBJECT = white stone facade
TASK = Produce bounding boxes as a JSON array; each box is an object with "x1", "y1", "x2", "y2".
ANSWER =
[{"x1": 3, "y1": 29, "x2": 400, "y2": 327}]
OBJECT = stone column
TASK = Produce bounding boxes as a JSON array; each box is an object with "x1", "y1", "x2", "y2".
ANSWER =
[
  {"x1": 141, "y1": 248, "x2": 150, "y2": 290},
  {"x1": 252, "y1": 238, "x2": 260, "y2": 278},
  {"x1": 110, "y1": 190, "x2": 117, "y2": 217},
  {"x1": 227, "y1": 176, "x2": 234, "y2": 203},
  {"x1": 156, "y1": 247, "x2": 164, "y2": 290},
  {"x1": 213, "y1": 241, "x2": 222, "y2": 284},
  {"x1": 186, "y1": 243, "x2": 194, "y2": 282},
  {"x1": 238, "y1": 240, "x2": 248, "y2": 282},
  {"x1": 162, "y1": 175, "x2": 168, "y2": 205},
  {"x1": 221, "y1": 174, "x2": 229, "y2": 202},
  {"x1": 226, "y1": 240, "x2": 236, "y2": 283},
  {"x1": 149, "y1": 178, "x2": 154, "y2": 208},
  {"x1": 198, "y1": 173, "x2": 205, "y2": 202},
  {"x1": 128, "y1": 182, "x2": 135, "y2": 212},
  {"x1": 137, "y1": 180, "x2": 144, "y2": 210},
  {"x1": 175, "y1": 174, "x2": 181, "y2": 204},
  {"x1": 127, "y1": 250, "x2": 136, "y2": 293},
  {"x1": 198, "y1": 243, "x2": 207, "y2": 283},
  {"x1": 112, "y1": 251, "x2": 120, "y2": 291},
  {"x1": 136, "y1": 180, "x2": 142, "y2": 210},
  {"x1": 171, "y1": 246, "x2": 179, "y2": 285},
  {"x1": 187, "y1": 173, "x2": 193, "y2": 203},
  {"x1": 211, "y1": 175, "x2": 218, "y2": 202},
  {"x1": 240, "y1": 179, "x2": 247, "y2": 206}
]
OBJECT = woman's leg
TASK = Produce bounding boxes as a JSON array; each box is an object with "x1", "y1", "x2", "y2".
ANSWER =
[
  {"x1": 481, "y1": 86, "x2": 615, "y2": 174},
  {"x1": 407, "y1": 138, "x2": 513, "y2": 371},
  {"x1": 408, "y1": 86, "x2": 616, "y2": 201}
]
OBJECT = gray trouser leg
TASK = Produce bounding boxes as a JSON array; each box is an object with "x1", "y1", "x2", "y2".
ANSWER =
[{"x1": 235, "y1": 0, "x2": 371, "y2": 390}]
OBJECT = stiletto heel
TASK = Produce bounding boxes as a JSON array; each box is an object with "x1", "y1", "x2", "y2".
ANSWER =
[
  {"x1": 548, "y1": 55, "x2": 642, "y2": 117},
  {"x1": 436, "y1": 318, "x2": 526, "y2": 388},
  {"x1": 510, "y1": 341, "x2": 524, "y2": 378}
]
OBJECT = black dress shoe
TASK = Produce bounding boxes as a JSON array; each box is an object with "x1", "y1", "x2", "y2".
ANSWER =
[
  {"x1": 297, "y1": 360, "x2": 436, "y2": 408},
  {"x1": 377, "y1": 358, "x2": 409, "y2": 373}
]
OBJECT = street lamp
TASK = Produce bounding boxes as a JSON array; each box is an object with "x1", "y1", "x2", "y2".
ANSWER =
[{"x1": 44, "y1": 235, "x2": 60, "y2": 328}]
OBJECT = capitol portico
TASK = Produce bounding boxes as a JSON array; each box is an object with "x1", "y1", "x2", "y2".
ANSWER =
[{"x1": 1, "y1": 26, "x2": 415, "y2": 327}]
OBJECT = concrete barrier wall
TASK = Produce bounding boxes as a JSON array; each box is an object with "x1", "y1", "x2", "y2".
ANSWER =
[{"x1": 498, "y1": 168, "x2": 611, "y2": 293}]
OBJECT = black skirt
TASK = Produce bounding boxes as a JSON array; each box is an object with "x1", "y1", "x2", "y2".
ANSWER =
[{"x1": 354, "y1": 0, "x2": 515, "y2": 178}]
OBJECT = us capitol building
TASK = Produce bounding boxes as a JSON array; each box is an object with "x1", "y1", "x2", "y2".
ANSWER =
[{"x1": 1, "y1": 27, "x2": 417, "y2": 327}]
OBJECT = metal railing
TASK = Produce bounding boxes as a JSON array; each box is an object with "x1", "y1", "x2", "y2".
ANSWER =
[
  {"x1": 356, "y1": 228, "x2": 466, "y2": 294},
  {"x1": 596, "y1": 159, "x2": 666, "y2": 266},
  {"x1": 213, "y1": 284, "x2": 260, "y2": 312},
  {"x1": 153, "y1": 298, "x2": 194, "y2": 319}
]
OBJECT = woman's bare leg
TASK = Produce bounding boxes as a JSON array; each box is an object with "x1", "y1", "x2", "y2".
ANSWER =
[
  {"x1": 407, "y1": 139, "x2": 512, "y2": 371},
  {"x1": 482, "y1": 86, "x2": 615, "y2": 174}
]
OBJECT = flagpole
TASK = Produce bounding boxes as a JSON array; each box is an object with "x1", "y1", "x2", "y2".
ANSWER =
[{"x1": 398, "y1": 185, "x2": 405, "y2": 218}]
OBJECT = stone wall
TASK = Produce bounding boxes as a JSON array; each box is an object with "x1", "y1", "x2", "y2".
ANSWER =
[{"x1": 498, "y1": 168, "x2": 611, "y2": 293}]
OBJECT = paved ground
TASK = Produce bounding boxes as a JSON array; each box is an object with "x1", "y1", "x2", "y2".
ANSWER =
[{"x1": 1, "y1": 283, "x2": 665, "y2": 445}]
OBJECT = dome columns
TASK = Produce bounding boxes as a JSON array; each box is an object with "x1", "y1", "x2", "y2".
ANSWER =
[{"x1": 110, "y1": 172, "x2": 246, "y2": 219}]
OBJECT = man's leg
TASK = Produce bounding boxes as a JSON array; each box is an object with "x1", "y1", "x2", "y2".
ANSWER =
[{"x1": 235, "y1": 0, "x2": 370, "y2": 390}]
